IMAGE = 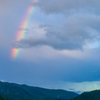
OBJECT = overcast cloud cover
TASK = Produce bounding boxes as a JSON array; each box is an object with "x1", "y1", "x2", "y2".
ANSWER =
[
  {"x1": 15, "y1": 0, "x2": 100, "y2": 50},
  {"x1": 1, "y1": 0, "x2": 100, "y2": 93},
  {"x1": 34, "y1": 0, "x2": 100, "y2": 14}
]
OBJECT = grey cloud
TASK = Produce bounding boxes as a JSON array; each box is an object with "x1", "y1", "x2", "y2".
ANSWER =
[
  {"x1": 34, "y1": 0, "x2": 100, "y2": 14},
  {"x1": 13, "y1": 37, "x2": 46, "y2": 48},
  {"x1": 13, "y1": 14, "x2": 100, "y2": 50},
  {"x1": 39, "y1": 24, "x2": 52, "y2": 28}
]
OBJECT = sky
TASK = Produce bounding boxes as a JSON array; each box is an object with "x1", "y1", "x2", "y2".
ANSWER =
[{"x1": 1, "y1": 0, "x2": 100, "y2": 93}]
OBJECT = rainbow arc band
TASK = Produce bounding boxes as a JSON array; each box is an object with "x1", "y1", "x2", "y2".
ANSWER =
[{"x1": 11, "y1": 0, "x2": 38, "y2": 60}]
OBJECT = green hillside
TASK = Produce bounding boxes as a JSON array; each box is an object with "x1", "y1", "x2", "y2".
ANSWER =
[
  {"x1": 70, "y1": 90, "x2": 100, "y2": 100},
  {"x1": 0, "y1": 82, "x2": 78, "y2": 100},
  {"x1": 0, "y1": 95, "x2": 9, "y2": 100}
]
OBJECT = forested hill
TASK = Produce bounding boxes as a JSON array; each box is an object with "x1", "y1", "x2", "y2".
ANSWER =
[
  {"x1": 70, "y1": 90, "x2": 100, "y2": 100},
  {"x1": 0, "y1": 95, "x2": 9, "y2": 100},
  {"x1": 0, "y1": 81, "x2": 78, "y2": 100}
]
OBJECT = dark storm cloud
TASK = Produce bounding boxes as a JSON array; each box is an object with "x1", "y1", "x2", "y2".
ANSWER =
[
  {"x1": 13, "y1": 14, "x2": 100, "y2": 50},
  {"x1": 11, "y1": 0, "x2": 100, "y2": 50}
]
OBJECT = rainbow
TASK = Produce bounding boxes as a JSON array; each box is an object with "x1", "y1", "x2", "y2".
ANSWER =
[{"x1": 11, "y1": 0, "x2": 37, "y2": 60}]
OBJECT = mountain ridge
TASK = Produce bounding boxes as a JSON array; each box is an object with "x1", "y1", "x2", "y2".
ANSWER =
[
  {"x1": 70, "y1": 90, "x2": 100, "y2": 100},
  {"x1": 0, "y1": 81, "x2": 78, "y2": 100}
]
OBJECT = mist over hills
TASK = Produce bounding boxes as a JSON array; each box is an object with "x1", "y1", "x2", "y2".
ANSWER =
[{"x1": 0, "y1": 81, "x2": 78, "y2": 100}]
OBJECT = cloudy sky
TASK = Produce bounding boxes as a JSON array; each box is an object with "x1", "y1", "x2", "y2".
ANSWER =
[{"x1": 1, "y1": 0, "x2": 100, "y2": 93}]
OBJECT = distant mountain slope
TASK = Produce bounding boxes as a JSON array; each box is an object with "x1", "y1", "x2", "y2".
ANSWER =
[
  {"x1": 0, "y1": 82, "x2": 78, "y2": 100},
  {"x1": 70, "y1": 90, "x2": 100, "y2": 100}
]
